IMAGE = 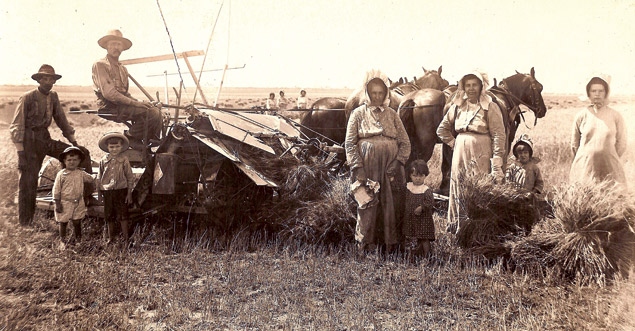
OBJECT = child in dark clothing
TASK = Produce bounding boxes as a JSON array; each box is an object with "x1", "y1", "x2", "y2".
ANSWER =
[
  {"x1": 97, "y1": 132, "x2": 134, "y2": 244},
  {"x1": 402, "y1": 160, "x2": 435, "y2": 257}
]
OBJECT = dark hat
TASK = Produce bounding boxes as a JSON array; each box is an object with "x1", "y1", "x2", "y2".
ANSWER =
[
  {"x1": 58, "y1": 146, "x2": 86, "y2": 165},
  {"x1": 98, "y1": 131, "x2": 129, "y2": 152},
  {"x1": 31, "y1": 64, "x2": 62, "y2": 81},
  {"x1": 98, "y1": 29, "x2": 132, "y2": 50}
]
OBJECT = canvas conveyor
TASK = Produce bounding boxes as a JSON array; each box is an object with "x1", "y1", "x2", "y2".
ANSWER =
[{"x1": 35, "y1": 107, "x2": 344, "y2": 220}]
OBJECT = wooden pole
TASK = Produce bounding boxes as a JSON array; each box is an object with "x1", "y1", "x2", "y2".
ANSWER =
[
  {"x1": 194, "y1": 1, "x2": 224, "y2": 104},
  {"x1": 214, "y1": 64, "x2": 229, "y2": 107},
  {"x1": 173, "y1": 81, "x2": 182, "y2": 124},
  {"x1": 128, "y1": 73, "x2": 155, "y2": 102},
  {"x1": 164, "y1": 70, "x2": 169, "y2": 105},
  {"x1": 120, "y1": 50, "x2": 204, "y2": 65},
  {"x1": 182, "y1": 53, "x2": 209, "y2": 105}
]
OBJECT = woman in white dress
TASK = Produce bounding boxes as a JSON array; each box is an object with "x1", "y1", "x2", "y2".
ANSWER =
[{"x1": 570, "y1": 74, "x2": 627, "y2": 188}]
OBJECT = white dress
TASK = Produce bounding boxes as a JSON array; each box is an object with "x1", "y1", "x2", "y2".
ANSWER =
[{"x1": 570, "y1": 105, "x2": 627, "y2": 187}]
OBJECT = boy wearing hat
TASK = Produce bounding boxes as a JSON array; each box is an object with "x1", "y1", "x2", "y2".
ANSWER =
[
  {"x1": 92, "y1": 29, "x2": 162, "y2": 148},
  {"x1": 506, "y1": 134, "x2": 544, "y2": 196},
  {"x1": 10, "y1": 64, "x2": 93, "y2": 226},
  {"x1": 97, "y1": 132, "x2": 134, "y2": 244},
  {"x1": 53, "y1": 147, "x2": 96, "y2": 245}
]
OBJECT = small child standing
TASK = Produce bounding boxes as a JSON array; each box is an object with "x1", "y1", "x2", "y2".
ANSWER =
[
  {"x1": 53, "y1": 146, "x2": 95, "y2": 246},
  {"x1": 506, "y1": 134, "x2": 544, "y2": 196},
  {"x1": 402, "y1": 160, "x2": 435, "y2": 257},
  {"x1": 97, "y1": 132, "x2": 134, "y2": 244}
]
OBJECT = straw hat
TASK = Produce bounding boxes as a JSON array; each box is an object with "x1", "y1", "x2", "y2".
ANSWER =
[
  {"x1": 98, "y1": 29, "x2": 132, "y2": 50},
  {"x1": 31, "y1": 64, "x2": 62, "y2": 81},
  {"x1": 98, "y1": 131, "x2": 129, "y2": 152},
  {"x1": 58, "y1": 146, "x2": 85, "y2": 165}
]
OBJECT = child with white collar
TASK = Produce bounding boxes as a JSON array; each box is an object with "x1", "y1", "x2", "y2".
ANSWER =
[{"x1": 402, "y1": 159, "x2": 435, "y2": 257}]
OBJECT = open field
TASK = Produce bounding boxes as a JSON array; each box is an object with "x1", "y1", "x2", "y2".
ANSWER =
[{"x1": 0, "y1": 85, "x2": 634, "y2": 329}]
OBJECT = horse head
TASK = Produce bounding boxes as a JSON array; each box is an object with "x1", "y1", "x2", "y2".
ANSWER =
[
  {"x1": 501, "y1": 67, "x2": 547, "y2": 118},
  {"x1": 417, "y1": 66, "x2": 450, "y2": 90}
]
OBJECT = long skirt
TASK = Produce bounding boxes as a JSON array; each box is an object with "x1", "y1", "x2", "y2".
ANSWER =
[
  {"x1": 447, "y1": 132, "x2": 492, "y2": 229},
  {"x1": 569, "y1": 145, "x2": 626, "y2": 188},
  {"x1": 355, "y1": 136, "x2": 399, "y2": 245}
]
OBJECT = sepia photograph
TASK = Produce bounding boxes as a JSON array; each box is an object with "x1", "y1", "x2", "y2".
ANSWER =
[{"x1": 1, "y1": 0, "x2": 634, "y2": 329}]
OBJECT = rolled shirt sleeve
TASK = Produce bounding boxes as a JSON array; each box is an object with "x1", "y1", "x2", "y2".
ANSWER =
[
  {"x1": 436, "y1": 104, "x2": 456, "y2": 148},
  {"x1": 92, "y1": 60, "x2": 135, "y2": 106},
  {"x1": 486, "y1": 102, "x2": 506, "y2": 159},
  {"x1": 393, "y1": 110, "x2": 411, "y2": 165},
  {"x1": 9, "y1": 94, "x2": 27, "y2": 149},
  {"x1": 345, "y1": 109, "x2": 363, "y2": 170},
  {"x1": 51, "y1": 92, "x2": 76, "y2": 143}
]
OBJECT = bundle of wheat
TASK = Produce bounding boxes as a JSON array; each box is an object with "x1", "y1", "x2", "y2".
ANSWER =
[
  {"x1": 547, "y1": 181, "x2": 635, "y2": 284},
  {"x1": 256, "y1": 157, "x2": 356, "y2": 244},
  {"x1": 509, "y1": 220, "x2": 561, "y2": 276},
  {"x1": 281, "y1": 177, "x2": 356, "y2": 244},
  {"x1": 455, "y1": 170, "x2": 543, "y2": 249},
  {"x1": 510, "y1": 181, "x2": 635, "y2": 284}
]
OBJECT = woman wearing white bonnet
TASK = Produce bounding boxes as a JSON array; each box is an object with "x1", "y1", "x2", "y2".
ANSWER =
[
  {"x1": 437, "y1": 70, "x2": 506, "y2": 232},
  {"x1": 345, "y1": 69, "x2": 411, "y2": 253},
  {"x1": 570, "y1": 73, "x2": 627, "y2": 187}
]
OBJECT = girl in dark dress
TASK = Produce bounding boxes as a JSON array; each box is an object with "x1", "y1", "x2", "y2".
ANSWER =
[{"x1": 402, "y1": 160, "x2": 435, "y2": 256}]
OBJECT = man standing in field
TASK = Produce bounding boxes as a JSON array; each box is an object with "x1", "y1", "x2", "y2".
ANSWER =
[
  {"x1": 92, "y1": 29, "x2": 162, "y2": 148},
  {"x1": 10, "y1": 64, "x2": 93, "y2": 226}
]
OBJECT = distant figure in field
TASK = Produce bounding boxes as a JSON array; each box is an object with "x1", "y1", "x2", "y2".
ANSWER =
[
  {"x1": 9, "y1": 64, "x2": 93, "y2": 226},
  {"x1": 53, "y1": 147, "x2": 95, "y2": 247},
  {"x1": 296, "y1": 89, "x2": 308, "y2": 109},
  {"x1": 265, "y1": 92, "x2": 278, "y2": 115},
  {"x1": 570, "y1": 74, "x2": 627, "y2": 188},
  {"x1": 92, "y1": 29, "x2": 162, "y2": 148},
  {"x1": 277, "y1": 90, "x2": 289, "y2": 111},
  {"x1": 506, "y1": 134, "x2": 544, "y2": 196}
]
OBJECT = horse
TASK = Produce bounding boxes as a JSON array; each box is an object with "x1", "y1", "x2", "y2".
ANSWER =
[
  {"x1": 345, "y1": 66, "x2": 448, "y2": 112},
  {"x1": 300, "y1": 66, "x2": 448, "y2": 145},
  {"x1": 299, "y1": 97, "x2": 348, "y2": 144},
  {"x1": 398, "y1": 67, "x2": 548, "y2": 194}
]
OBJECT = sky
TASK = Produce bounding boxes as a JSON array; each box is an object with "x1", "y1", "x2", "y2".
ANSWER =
[{"x1": 1, "y1": 0, "x2": 634, "y2": 95}]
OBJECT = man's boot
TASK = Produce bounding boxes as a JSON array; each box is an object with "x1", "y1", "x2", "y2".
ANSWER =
[
  {"x1": 107, "y1": 221, "x2": 116, "y2": 244},
  {"x1": 72, "y1": 219, "x2": 82, "y2": 243},
  {"x1": 59, "y1": 222, "x2": 67, "y2": 241}
]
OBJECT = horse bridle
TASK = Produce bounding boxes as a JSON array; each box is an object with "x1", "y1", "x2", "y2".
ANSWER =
[
  {"x1": 498, "y1": 77, "x2": 543, "y2": 127},
  {"x1": 499, "y1": 78, "x2": 542, "y2": 113}
]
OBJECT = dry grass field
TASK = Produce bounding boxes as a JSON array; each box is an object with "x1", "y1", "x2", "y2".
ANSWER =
[{"x1": 0, "y1": 85, "x2": 633, "y2": 329}]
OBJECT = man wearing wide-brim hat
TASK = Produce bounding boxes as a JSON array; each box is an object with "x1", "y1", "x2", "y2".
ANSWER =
[
  {"x1": 92, "y1": 29, "x2": 162, "y2": 148},
  {"x1": 9, "y1": 64, "x2": 93, "y2": 226}
]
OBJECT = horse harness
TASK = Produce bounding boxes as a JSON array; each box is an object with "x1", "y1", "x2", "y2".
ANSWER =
[{"x1": 492, "y1": 79, "x2": 542, "y2": 128}]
